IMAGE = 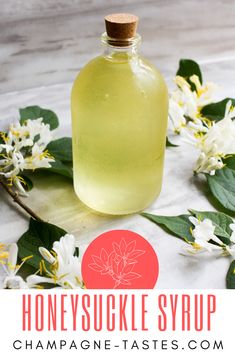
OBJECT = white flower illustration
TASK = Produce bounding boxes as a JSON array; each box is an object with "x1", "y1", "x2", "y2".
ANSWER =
[{"x1": 88, "y1": 238, "x2": 145, "y2": 289}]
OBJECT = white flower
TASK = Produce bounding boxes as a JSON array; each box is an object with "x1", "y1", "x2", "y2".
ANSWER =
[
  {"x1": 26, "y1": 118, "x2": 52, "y2": 147},
  {"x1": 169, "y1": 75, "x2": 217, "y2": 136},
  {"x1": 168, "y1": 98, "x2": 186, "y2": 134},
  {"x1": 190, "y1": 75, "x2": 217, "y2": 107},
  {"x1": 187, "y1": 118, "x2": 209, "y2": 133},
  {"x1": 188, "y1": 216, "x2": 223, "y2": 252},
  {"x1": 203, "y1": 104, "x2": 235, "y2": 156},
  {"x1": 0, "y1": 143, "x2": 14, "y2": 154},
  {"x1": 194, "y1": 152, "x2": 224, "y2": 175},
  {"x1": 28, "y1": 234, "x2": 84, "y2": 289},
  {"x1": 189, "y1": 216, "x2": 214, "y2": 241},
  {"x1": 0, "y1": 118, "x2": 54, "y2": 194},
  {"x1": 8, "y1": 121, "x2": 34, "y2": 150},
  {"x1": 4, "y1": 276, "x2": 29, "y2": 289},
  {"x1": 23, "y1": 144, "x2": 54, "y2": 170},
  {"x1": 189, "y1": 100, "x2": 235, "y2": 175},
  {"x1": 2, "y1": 244, "x2": 33, "y2": 289},
  {"x1": 0, "y1": 150, "x2": 25, "y2": 179},
  {"x1": 184, "y1": 217, "x2": 235, "y2": 257},
  {"x1": 224, "y1": 99, "x2": 235, "y2": 120},
  {"x1": 172, "y1": 76, "x2": 198, "y2": 121},
  {"x1": 0, "y1": 243, "x2": 8, "y2": 265}
]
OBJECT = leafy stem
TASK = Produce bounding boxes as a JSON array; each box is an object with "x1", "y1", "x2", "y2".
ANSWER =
[{"x1": 0, "y1": 180, "x2": 43, "y2": 222}]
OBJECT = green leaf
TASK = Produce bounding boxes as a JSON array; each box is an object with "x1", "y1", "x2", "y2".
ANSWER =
[
  {"x1": 201, "y1": 98, "x2": 235, "y2": 121},
  {"x1": 17, "y1": 261, "x2": 39, "y2": 281},
  {"x1": 38, "y1": 159, "x2": 73, "y2": 179},
  {"x1": 176, "y1": 59, "x2": 202, "y2": 91},
  {"x1": 226, "y1": 260, "x2": 235, "y2": 289},
  {"x1": 74, "y1": 247, "x2": 79, "y2": 257},
  {"x1": 189, "y1": 209, "x2": 233, "y2": 244},
  {"x1": 47, "y1": 137, "x2": 72, "y2": 162},
  {"x1": 0, "y1": 132, "x2": 5, "y2": 144},
  {"x1": 17, "y1": 218, "x2": 67, "y2": 270},
  {"x1": 166, "y1": 137, "x2": 178, "y2": 147},
  {"x1": 19, "y1": 106, "x2": 59, "y2": 130},
  {"x1": 224, "y1": 155, "x2": 235, "y2": 170},
  {"x1": 20, "y1": 175, "x2": 34, "y2": 191},
  {"x1": 141, "y1": 213, "x2": 194, "y2": 242},
  {"x1": 207, "y1": 165, "x2": 235, "y2": 212},
  {"x1": 45, "y1": 159, "x2": 73, "y2": 179}
]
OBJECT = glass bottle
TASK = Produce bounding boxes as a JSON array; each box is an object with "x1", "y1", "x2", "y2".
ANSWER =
[{"x1": 71, "y1": 13, "x2": 168, "y2": 215}]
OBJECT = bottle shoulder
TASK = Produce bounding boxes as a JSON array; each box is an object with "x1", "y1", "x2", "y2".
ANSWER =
[
  {"x1": 76, "y1": 54, "x2": 164, "y2": 73},
  {"x1": 72, "y1": 54, "x2": 168, "y2": 96},
  {"x1": 137, "y1": 56, "x2": 167, "y2": 86}
]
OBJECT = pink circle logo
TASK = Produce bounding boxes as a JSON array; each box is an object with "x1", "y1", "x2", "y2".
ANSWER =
[{"x1": 82, "y1": 230, "x2": 159, "y2": 289}]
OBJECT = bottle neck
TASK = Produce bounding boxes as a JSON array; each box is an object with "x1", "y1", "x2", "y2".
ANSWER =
[{"x1": 101, "y1": 33, "x2": 141, "y2": 60}]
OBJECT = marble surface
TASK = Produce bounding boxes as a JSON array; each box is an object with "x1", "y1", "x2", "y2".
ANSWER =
[
  {"x1": 0, "y1": 0, "x2": 235, "y2": 288},
  {"x1": 1, "y1": 0, "x2": 235, "y2": 93}
]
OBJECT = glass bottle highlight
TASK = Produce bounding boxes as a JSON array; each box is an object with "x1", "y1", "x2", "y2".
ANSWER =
[{"x1": 71, "y1": 13, "x2": 168, "y2": 215}]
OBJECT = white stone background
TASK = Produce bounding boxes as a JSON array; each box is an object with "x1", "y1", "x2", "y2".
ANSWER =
[{"x1": 0, "y1": 0, "x2": 235, "y2": 288}]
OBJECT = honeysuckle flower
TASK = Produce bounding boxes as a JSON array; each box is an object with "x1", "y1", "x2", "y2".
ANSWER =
[
  {"x1": 2, "y1": 243, "x2": 33, "y2": 289},
  {"x1": 12, "y1": 176, "x2": 30, "y2": 196},
  {"x1": 23, "y1": 144, "x2": 54, "y2": 170},
  {"x1": 28, "y1": 234, "x2": 84, "y2": 289},
  {"x1": 0, "y1": 243, "x2": 8, "y2": 265},
  {"x1": 189, "y1": 74, "x2": 217, "y2": 107},
  {"x1": 179, "y1": 117, "x2": 210, "y2": 148},
  {"x1": 0, "y1": 141, "x2": 14, "y2": 154},
  {"x1": 224, "y1": 99, "x2": 235, "y2": 120},
  {"x1": 188, "y1": 216, "x2": 223, "y2": 252},
  {"x1": 202, "y1": 103, "x2": 235, "y2": 155},
  {"x1": 187, "y1": 117, "x2": 210, "y2": 134},
  {"x1": 26, "y1": 118, "x2": 52, "y2": 148},
  {"x1": 4, "y1": 275, "x2": 29, "y2": 289},
  {"x1": 172, "y1": 76, "x2": 198, "y2": 121},
  {"x1": 194, "y1": 152, "x2": 224, "y2": 175},
  {"x1": 0, "y1": 150, "x2": 25, "y2": 179},
  {"x1": 193, "y1": 100, "x2": 235, "y2": 175},
  {"x1": 168, "y1": 98, "x2": 186, "y2": 134},
  {"x1": 0, "y1": 118, "x2": 54, "y2": 195},
  {"x1": 185, "y1": 217, "x2": 235, "y2": 257},
  {"x1": 7, "y1": 122, "x2": 33, "y2": 150},
  {"x1": 169, "y1": 75, "x2": 217, "y2": 135}
]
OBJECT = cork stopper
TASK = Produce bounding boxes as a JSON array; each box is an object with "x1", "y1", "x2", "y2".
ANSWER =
[{"x1": 105, "y1": 13, "x2": 139, "y2": 40}]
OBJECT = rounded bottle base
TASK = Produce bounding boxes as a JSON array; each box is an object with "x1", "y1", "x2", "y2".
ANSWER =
[{"x1": 74, "y1": 186, "x2": 162, "y2": 216}]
